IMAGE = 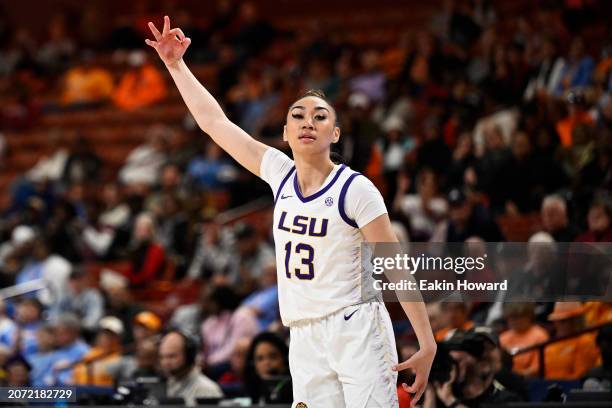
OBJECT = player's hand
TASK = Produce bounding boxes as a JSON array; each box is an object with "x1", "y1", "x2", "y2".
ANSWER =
[
  {"x1": 393, "y1": 347, "x2": 435, "y2": 407},
  {"x1": 145, "y1": 16, "x2": 191, "y2": 67}
]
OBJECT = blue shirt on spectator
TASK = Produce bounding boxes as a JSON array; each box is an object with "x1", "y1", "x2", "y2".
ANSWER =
[
  {"x1": 0, "y1": 317, "x2": 17, "y2": 349},
  {"x1": 50, "y1": 339, "x2": 90, "y2": 385},
  {"x1": 242, "y1": 286, "x2": 279, "y2": 330}
]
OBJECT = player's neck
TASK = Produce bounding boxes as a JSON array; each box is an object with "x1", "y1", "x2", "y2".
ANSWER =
[{"x1": 294, "y1": 154, "x2": 336, "y2": 197}]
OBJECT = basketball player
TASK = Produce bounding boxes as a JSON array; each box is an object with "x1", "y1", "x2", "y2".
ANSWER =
[{"x1": 145, "y1": 16, "x2": 436, "y2": 407}]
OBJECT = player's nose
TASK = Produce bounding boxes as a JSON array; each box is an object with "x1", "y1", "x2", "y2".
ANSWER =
[{"x1": 302, "y1": 117, "x2": 314, "y2": 128}]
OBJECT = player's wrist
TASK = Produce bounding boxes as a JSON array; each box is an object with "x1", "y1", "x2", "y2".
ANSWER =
[{"x1": 165, "y1": 58, "x2": 184, "y2": 70}]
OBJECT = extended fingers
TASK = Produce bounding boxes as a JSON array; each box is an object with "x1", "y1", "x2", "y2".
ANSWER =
[
  {"x1": 163, "y1": 15, "x2": 170, "y2": 36},
  {"x1": 148, "y1": 22, "x2": 162, "y2": 40},
  {"x1": 392, "y1": 359, "x2": 412, "y2": 371},
  {"x1": 144, "y1": 39, "x2": 158, "y2": 49}
]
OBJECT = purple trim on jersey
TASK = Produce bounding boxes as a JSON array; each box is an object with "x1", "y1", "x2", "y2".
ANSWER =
[
  {"x1": 293, "y1": 164, "x2": 347, "y2": 203},
  {"x1": 338, "y1": 172, "x2": 361, "y2": 228},
  {"x1": 274, "y1": 166, "x2": 296, "y2": 204}
]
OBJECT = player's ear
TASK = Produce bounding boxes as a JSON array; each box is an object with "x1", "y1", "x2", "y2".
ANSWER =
[
  {"x1": 332, "y1": 126, "x2": 340, "y2": 144},
  {"x1": 283, "y1": 125, "x2": 288, "y2": 142}
]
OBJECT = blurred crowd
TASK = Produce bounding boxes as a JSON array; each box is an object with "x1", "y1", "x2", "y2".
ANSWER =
[{"x1": 0, "y1": 0, "x2": 612, "y2": 406}]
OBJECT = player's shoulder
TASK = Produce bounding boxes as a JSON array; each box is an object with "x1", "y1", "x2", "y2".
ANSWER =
[{"x1": 340, "y1": 168, "x2": 380, "y2": 195}]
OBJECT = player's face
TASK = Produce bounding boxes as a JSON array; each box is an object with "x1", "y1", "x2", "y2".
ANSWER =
[{"x1": 284, "y1": 96, "x2": 340, "y2": 155}]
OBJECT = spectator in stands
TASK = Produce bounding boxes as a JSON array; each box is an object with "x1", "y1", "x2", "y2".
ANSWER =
[
  {"x1": 37, "y1": 14, "x2": 75, "y2": 75},
  {"x1": 112, "y1": 50, "x2": 168, "y2": 111},
  {"x1": 133, "y1": 311, "x2": 162, "y2": 343},
  {"x1": 217, "y1": 337, "x2": 251, "y2": 395},
  {"x1": 500, "y1": 303, "x2": 549, "y2": 377},
  {"x1": 14, "y1": 236, "x2": 71, "y2": 308},
  {"x1": 26, "y1": 129, "x2": 69, "y2": 183},
  {"x1": 100, "y1": 183, "x2": 131, "y2": 230},
  {"x1": 545, "y1": 302, "x2": 601, "y2": 379},
  {"x1": 240, "y1": 258, "x2": 279, "y2": 331},
  {"x1": 431, "y1": 188, "x2": 503, "y2": 242},
  {"x1": 0, "y1": 300, "x2": 16, "y2": 350},
  {"x1": 59, "y1": 51, "x2": 114, "y2": 108},
  {"x1": 473, "y1": 326, "x2": 529, "y2": 401},
  {"x1": 107, "y1": 336, "x2": 159, "y2": 383},
  {"x1": 159, "y1": 331, "x2": 223, "y2": 405},
  {"x1": 393, "y1": 168, "x2": 448, "y2": 241},
  {"x1": 556, "y1": 89, "x2": 595, "y2": 148},
  {"x1": 200, "y1": 285, "x2": 259, "y2": 373},
  {"x1": 554, "y1": 37, "x2": 594, "y2": 97},
  {"x1": 61, "y1": 134, "x2": 102, "y2": 185},
  {"x1": 170, "y1": 285, "x2": 209, "y2": 338},
  {"x1": 153, "y1": 193, "x2": 190, "y2": 274},
  {"x1": 447, "y1": 131, "x2": 477, "y2": 191},
  {"x1": 575, "y1": 199, "x2": 612, "y2": 242},
  {"x1": 474, "y1": 123, "x2": 512, "y2": 186},
  {"x1": 101, "y1": 273, "x2": 143, "y2": 345},
  {"x1": 583, "y1": 323, "x2": 612, "y2": 390},
  {"x1": 27, "y1": 324, "x2": 56, "y2": 386},
  {"x1": 187, "y1": 142, "x2": 239, "y2": 192},
  {"x1": 425, "y1": 329, "x2": 521, "y2": 407},
  {"x1": 378, "y1": 116, "x2": 415, "y2": 202},
  {"x1": 243, "y1": 332, "x2": 292, "y2": 404},
  {"x1": 14, "y1": 297, "x2": 43, "y2": 357},
  {"x1": 340, "y1": 92, "x2": 380, "y2": 174},
  {"x1": 494, "y1": 130, "x2": 543, "y2": 213},
  {"x1": 145, "y1": 163, "x2": 187, "y2": 212},
  {"x1": 350, "y1": 49, "x2": 386, "y2": 103},
  {"x1": 48, "y1": 314, "x2": 90, "y2": 385},
  {"x1": 44, "y1": 199, "x2": 82, "y2": 263},
  {"x1": 50, "y1": 267, "x2": 104, "y2": 333},
  {"x1": 3, "y1": 354, "x2": 31, "y2": 387},
  {"x1": 124, "y1": 212, "x2": 166, "y2": 288},
  {"x1": 540, "y1": 194, "x2": 579, "y2": 242},
  {"x1": 523, "y1": 36, "x2": 565, "y2": 101},
  {"x1": 222, "y1": 223, "x2": 273, "y2": 295},
  {"x1": 435, "y1": 302, "x2": 474, "y2": 342},
  {"x1": 82, "y1": 183, "x2": 131, "y2": 259},
  {"x1": 185, "y1": 219, "x2": 231, "y2": 282},
  {"x1": 509, "y1": 232, "x2": 563, "y2": 304},
  {"x1": 119, "y1": 124, "x2": 171, "y2": 187},
  {"x1": 73, "y1": 316, "x2": 124, "y2": 386},
  {"x1": 416, "y1": 115, "x2": 452, "y2": 177}
]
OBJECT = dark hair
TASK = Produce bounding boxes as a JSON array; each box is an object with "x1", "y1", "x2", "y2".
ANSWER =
[
  {"x1": 243, "y1": 332, "x2": 290, "y2": 402},
  {"x1": 293, "y1": 89, "x2": 340, "y2": 127},
  {"x1": 210, "y1": 285, "x2": 240, "y2": 311}
]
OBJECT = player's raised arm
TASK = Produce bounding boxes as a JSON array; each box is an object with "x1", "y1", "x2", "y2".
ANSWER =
[{"x1": 145, "y1": 16, "x2": 268, "y2": 176}]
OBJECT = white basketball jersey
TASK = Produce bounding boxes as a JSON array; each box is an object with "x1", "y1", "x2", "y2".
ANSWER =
[{"x1": 260, "y1": 148, "x2": 387, "y2": 326}]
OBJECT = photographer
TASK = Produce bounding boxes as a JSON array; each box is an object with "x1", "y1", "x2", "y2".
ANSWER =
[{"x1": 424, "y1": 329, "x2": 522, "y2": 407}]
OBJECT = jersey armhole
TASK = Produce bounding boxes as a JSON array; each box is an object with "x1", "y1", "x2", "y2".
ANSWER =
[
  {"x1": 274, "y1": 166, "x2": 296, "y2": 204},
  {"x1": 338, "y1": 172, "x2": 361, "y2": 228}
]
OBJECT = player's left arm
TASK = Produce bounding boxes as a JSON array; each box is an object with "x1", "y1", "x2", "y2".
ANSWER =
[{"x1": 361, "y1": 215, "x2": 437, "y2": 407}]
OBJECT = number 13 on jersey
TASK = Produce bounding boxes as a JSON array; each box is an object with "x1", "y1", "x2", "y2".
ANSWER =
[{"x1": 284, "y1": 241, "x2": 315, "y2": 280}]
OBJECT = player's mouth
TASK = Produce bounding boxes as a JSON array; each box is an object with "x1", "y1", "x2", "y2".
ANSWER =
[{"x1": 299, "y1": 133, "x2": 316, "y2": 142}]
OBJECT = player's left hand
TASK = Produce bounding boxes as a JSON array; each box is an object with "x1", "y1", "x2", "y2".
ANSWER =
[{"x1": 393, "y1": 347, "x2": 436, "y2": 407}]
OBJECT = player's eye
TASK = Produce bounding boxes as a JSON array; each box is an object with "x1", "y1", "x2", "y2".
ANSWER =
[
  {"x1": 291, "y1": 113, "x2": 304, "y2": 119},
  {"x1": 314, "y1": 115, "x2": 327, "y2": 121}
]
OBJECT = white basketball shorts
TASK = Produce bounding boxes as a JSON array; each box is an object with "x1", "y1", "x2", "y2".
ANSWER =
[{"x1": 289, "y1": 301, "x2": 399, "y2": 408}]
